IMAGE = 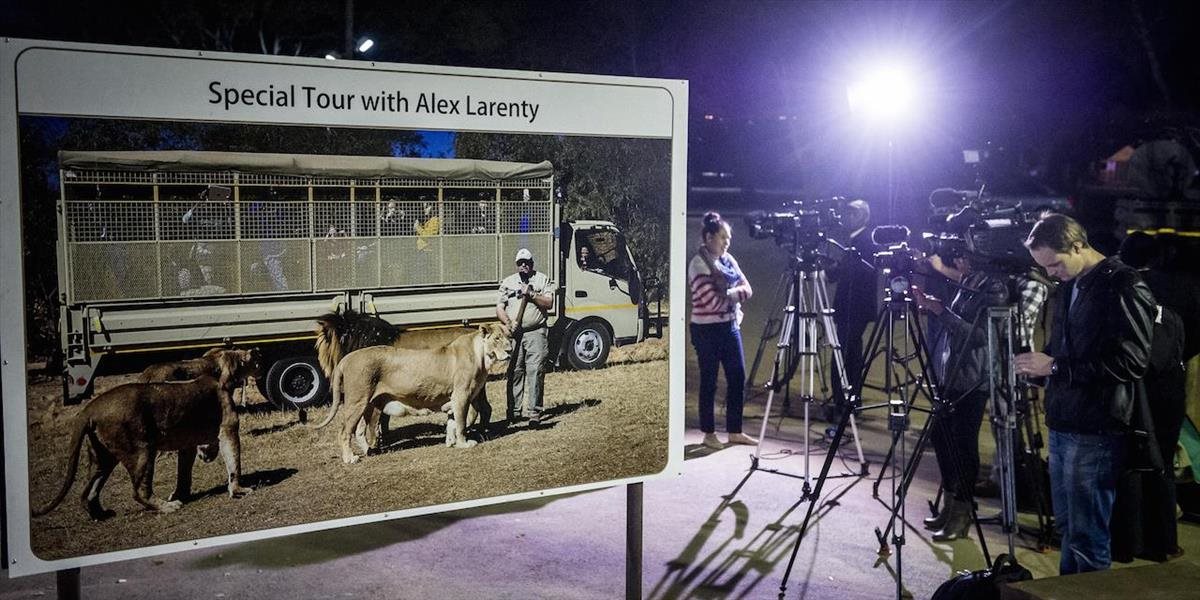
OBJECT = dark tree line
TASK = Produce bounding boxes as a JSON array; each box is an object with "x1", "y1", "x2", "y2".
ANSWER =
[{"x1": 455, "y1": 133, "x2": 672, "y2": 292}]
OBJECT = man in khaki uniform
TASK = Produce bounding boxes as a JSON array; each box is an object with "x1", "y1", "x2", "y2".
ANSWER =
[{"x1": 497, "y1": 248, "x2": 553, "y2": 425}]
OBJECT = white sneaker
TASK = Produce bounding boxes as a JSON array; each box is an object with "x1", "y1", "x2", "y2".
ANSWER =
[
  {"x1": 727, "y1": 432, "x2": 759, "y2": 446},
  {"x1": 702, "y1": 433, "x2": 724, "y2": 450}
]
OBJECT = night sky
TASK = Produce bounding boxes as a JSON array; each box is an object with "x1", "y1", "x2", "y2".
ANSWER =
[{"x1": 4, "y1": 0, "x2": 1199, "y2": 218}]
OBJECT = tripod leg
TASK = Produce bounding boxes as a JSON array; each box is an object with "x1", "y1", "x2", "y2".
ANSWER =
[
  {"x1": 777, "y1": 389, "x2": 858, "y2": 599},
  {"x1": 754, "y1": 346, "x2": 788, "y2": 466},
  {"x1": 815, "y1": 270, "x2": 867, "y2": 471}
]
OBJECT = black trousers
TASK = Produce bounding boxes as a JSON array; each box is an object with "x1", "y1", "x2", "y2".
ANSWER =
[
  {"x1": 930, "y1": 390, "x2": 989, "y2": 501},
  {"x1": 831, "y1": 315, "x2": 870, "y2": 402}
]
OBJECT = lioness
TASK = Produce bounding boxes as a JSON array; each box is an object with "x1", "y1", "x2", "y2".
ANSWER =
[
  {"x1": 140, "y1": 347, "x2": 261, "y2": 382},
  {"x1": 315, "y1": 323, "x2": 510, "y2": 464},
  {"x1": 34, "y1": 350, "x2": 256, "y2": 520},
  {"x1": 140, "y1": 348, "x2": 262, "y2": 404}
]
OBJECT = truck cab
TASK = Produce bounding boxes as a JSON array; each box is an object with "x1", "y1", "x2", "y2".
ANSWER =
[{"x1": 557, "y1": 220, "x2": 660, "y2": 369}]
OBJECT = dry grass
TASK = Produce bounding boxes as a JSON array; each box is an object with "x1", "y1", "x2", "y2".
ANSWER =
[{"x1": 24, "y1": 336, "x2": 669, "y2": 561}]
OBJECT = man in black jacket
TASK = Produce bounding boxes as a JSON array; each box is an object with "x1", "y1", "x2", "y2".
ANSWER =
[
  {"x1": 1015, "y1": 213, "x2": 1156, "y2": 575},
  {"x1": 830, "y1": 200, "x2": 878, "y2": 404}
]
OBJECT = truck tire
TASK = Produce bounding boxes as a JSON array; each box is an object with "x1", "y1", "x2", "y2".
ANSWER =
[
  {"x1": 264, "y1": 356, "x2": 329, "y2": 410},
  {"x1": 565, "y1": 320, "x2": 611, "y2": 370}
]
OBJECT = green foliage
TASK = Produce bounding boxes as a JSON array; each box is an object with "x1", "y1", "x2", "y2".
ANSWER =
[{"x1": 455, "y1": 133, "x2": 672, "y2": 290}]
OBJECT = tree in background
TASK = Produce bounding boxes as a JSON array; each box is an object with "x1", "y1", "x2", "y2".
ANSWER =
[{"x1": 455, "y1": 132, "x2": 671, "y2": 291}]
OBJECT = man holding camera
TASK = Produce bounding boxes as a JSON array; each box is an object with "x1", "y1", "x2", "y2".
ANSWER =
[
  {"x1": 914, "y1": 246, "x2": 1048, "y2": 542},
  {"x1": 1015, "y1": 213, "x2": 1156, "y2": 574}
]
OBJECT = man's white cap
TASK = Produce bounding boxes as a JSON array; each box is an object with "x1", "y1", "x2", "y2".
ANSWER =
[{"x1": 515, "y1": 248, "x2": 534, "y2": 262}]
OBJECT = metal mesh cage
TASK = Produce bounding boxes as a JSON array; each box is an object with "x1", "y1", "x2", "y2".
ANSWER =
[
  {"x1": 444, "y1": 235, "x2": 500, "y2": 283},
  {"x1": 314, "y1": 238, "x2": 382, "y2": 291},
  {"x1": 67, "y1": 201, "x2": 156, "y2": 242},
  {"x1": 381, "y1": 237, "x2": 443, "y2": 287},
  {"x1": 500, "y1": 233, "x2": 553, "y2": 273},
  {"x1": 61, "y1": 169, "x2": 553, "y2": 303},
  {"x1": 240, "y1": 240, "x2": 311, "y2": 294},
  {"x1": 160, "y1": 241, "x2": 238, "y2": 297},
  {"x1": 70, "y1": 242, "x2": 159, "y2": 301}
]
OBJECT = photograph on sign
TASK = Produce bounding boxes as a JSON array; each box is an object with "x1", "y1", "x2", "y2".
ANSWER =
[{"x1": 16, "y1": 118, "x2": 671, "y2": 562}]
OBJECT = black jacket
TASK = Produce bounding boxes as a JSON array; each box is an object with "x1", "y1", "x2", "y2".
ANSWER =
[
  {"x1": 832, "y1": 228, "x2": 880, "y2": 326},
  {"x1": 1044, "y1": 257, "x2": 1156, "y2": 434},
  {"x1": 932, "y1": 271, "x2": 1010, "y2": 398}
]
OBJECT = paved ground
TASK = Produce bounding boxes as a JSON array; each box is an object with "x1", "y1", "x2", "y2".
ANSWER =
[
  {"x1": 3, "y1": 215, "x2": 1195, "y2": 598},
  {"x1": 3, "y1": 401, "x2": 1196, "y2": 599}
]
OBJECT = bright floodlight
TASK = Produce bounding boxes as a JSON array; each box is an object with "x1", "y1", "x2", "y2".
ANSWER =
[
  {"x1": 357, "y1": 38, "x2": 375, "y2": 53},
  {"x1": 846, "y1": 65, "x2": 917, "y2": 122}
]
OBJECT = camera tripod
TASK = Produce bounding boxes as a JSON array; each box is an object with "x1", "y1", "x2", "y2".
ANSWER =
[
  {"x1": 778, "y1": 268, "x2": 983, "y2": 600},
  {"x1": 975, "y1": 306, "x2": 1055, "y2": 551},
  {"x1": 746, "y1": 255, "x2": 867, "y2": 496}
]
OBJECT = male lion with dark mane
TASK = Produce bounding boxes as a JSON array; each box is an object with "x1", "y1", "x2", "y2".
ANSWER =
[
  {"x1": 34, "y1": 350, "x2": 257, "y2": 520},
  {"x1": 314, "y1": 324, "x2": 510, "y2": 464}
]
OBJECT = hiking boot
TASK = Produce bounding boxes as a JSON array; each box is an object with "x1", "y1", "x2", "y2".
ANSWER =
[
  {"x1": 727, "y1": 432, "x2": 759, "y2": 446},
  {"x1": 702, "y1": 433, "x2": 724, "y2": 450}
]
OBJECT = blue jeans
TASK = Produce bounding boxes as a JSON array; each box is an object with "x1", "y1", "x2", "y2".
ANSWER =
[
  {"x1": 690, "y1": 321, "x2": 746, "y2": 435},
  {"x1": 1049, "y1": 429, "x2": 1124, "y2": 575}
]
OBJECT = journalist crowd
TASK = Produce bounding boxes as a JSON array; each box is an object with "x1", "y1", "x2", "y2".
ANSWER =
[{"x1": 689, "y1": 203, "x2": 1199, "y2": 578}]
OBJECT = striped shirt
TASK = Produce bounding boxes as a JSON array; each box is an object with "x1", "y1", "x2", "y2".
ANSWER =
[
  {"x1": 1015, "y1": 274, "x2": 1050, "y2": 349},
  {"x1": 689, "y1": 251, "x2": 752, "y2": 325}
]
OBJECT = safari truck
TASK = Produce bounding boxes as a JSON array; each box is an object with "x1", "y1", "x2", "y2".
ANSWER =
[{"x1": 56, "y1": 150, "x2": 662, "y2": 408}]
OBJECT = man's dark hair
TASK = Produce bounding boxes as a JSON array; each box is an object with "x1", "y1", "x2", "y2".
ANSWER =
[{"x1": 1024, "y1": 212, "x2": 1090, "y2": 253}]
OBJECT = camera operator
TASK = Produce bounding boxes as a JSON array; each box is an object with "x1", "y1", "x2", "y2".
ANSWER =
[
  {"x1": 913, "y1": 245, "x2": 1049, "y2": 542},
  {"x1": 829, "y1": 199, "x2": 878, "y2": 402},
  {"x1": 1014, "y1": 213, "x2": 1156, "y2": 575}
]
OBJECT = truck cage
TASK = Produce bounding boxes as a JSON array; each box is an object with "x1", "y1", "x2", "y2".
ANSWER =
[{"x1": 58, "y1": 151, "x2": 556, "y2": 305}]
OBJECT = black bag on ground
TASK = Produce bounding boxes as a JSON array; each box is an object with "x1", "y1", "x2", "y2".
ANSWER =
[{"x1": 930, "y1": 554, "x2": 1033, "y2": 600}]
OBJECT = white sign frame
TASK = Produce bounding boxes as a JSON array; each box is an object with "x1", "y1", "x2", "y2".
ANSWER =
[{"x1": 0, "y1": 37, "x2": 688, "y2": 576}]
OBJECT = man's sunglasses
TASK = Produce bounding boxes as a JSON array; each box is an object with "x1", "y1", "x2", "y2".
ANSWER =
[{"x1": 516, "y1": 259, "x2": 534, "y2": 267}]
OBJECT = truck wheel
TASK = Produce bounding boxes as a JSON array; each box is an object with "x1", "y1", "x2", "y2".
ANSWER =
[
  {"x1": 565, "y1": 321, "x2": 611, "y2": 370},
  {"x1": 264, "y1": 356, "x2": 329, "y2": 410}
]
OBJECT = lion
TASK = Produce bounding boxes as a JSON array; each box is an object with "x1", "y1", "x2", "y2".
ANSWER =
[
  {"x1": 34, "y1": 350, "x2": 257, "y2": 520},
  {"x1": 314, "y1": 309, "x2": 404, "y2": 380},
  {"x1": 314, "y1": 323, "x2": 510, "y2": 464},
  {"x1": 140, "y1": 348, "x2": 262, "y2": 404}
]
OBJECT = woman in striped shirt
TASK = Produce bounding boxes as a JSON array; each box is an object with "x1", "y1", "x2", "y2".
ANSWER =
[{"x1": 689, "y1": 212, "x2": 758, "y2": 449}]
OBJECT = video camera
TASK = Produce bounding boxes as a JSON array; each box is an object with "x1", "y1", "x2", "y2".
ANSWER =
[
  {"x1": 746, "y1": 196, "x2": 847, "y2": 247},
  {"x1": 745, "y1": 197, "x2": 853, "y2": 268},
  {"x1": 870, "y1": 225, "x2": 921, "y2": 275},
  {"x1": 923, "y1": 147, "x2": 1070, "y2": 273},
  {"x1": 926, "y1": 187, "x2": 1062, "y2": 273}
]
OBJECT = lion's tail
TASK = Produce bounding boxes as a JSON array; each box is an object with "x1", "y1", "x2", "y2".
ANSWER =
[
  {"x1": 32, "y1": 415, "x2": 91, "y2": 517},
  {"x1": 312, "y1": 358, "x2": 345, "y2": 430},
  {"x1": 315, "y1": 309, "x2": 402, "y2": 380}
]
